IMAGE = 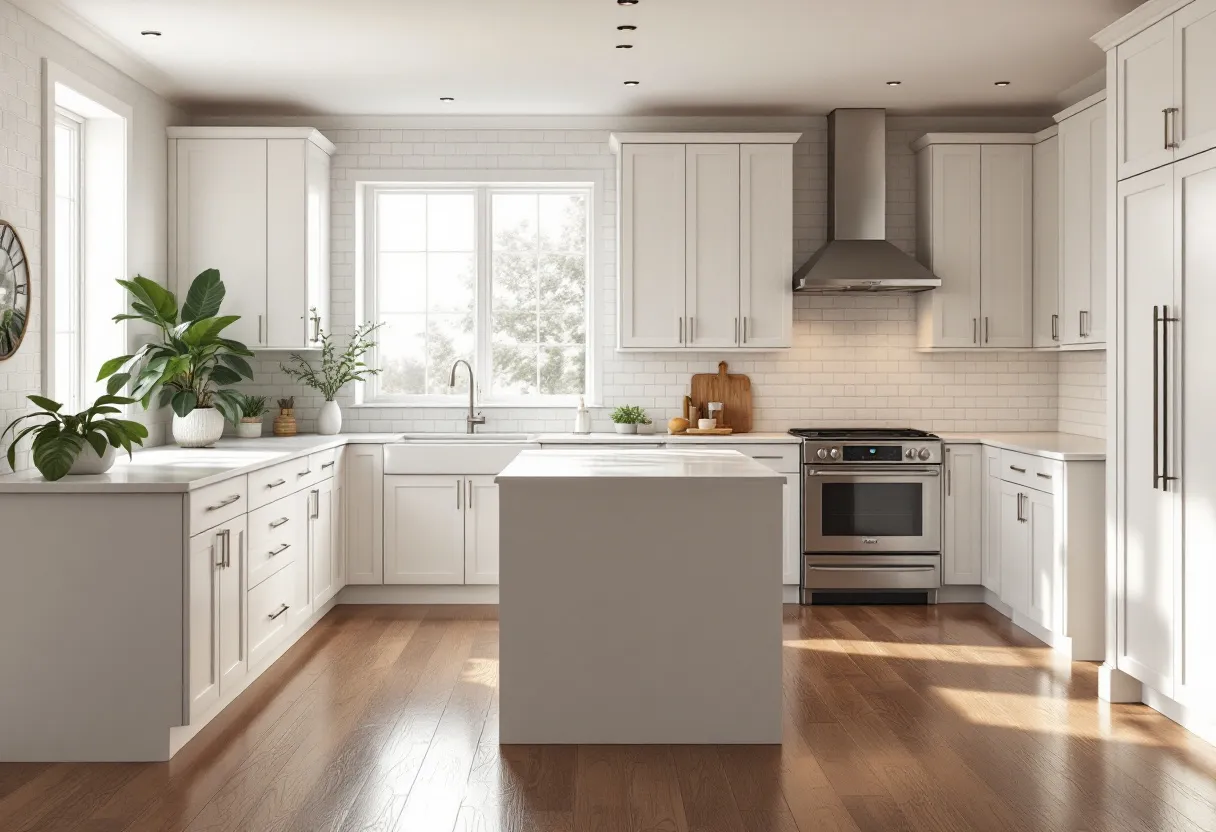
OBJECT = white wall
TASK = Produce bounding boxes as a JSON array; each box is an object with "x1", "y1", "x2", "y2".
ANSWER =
[
  {"x1": 0, "y1": 2, "x2": 181, "y2": 473},
  {"x1": 208, "y1": 113, "x2": 1103, "y2": 438}
]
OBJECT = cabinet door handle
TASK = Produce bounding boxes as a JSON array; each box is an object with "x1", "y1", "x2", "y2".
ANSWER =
[
  {"x1": 689, "y1": 316, "x2": 695, "y2": 342},
  {"x1": 734, "y1": 317, "x2": 739, "y2": 343},
  {"x1": 947, "y1": 466, "x2": 952, "y2": 496},
  {"x1": 457, "y1": 479, "x2": 462, "y2": 510},
  {"x1": 206, "y1": 494, "x2": 241, "y2": 512},
  {"x1": 267, "y1": 478, "x2": 286, "y2": 489},
  {"x1": 321, "y1": 461, "x2": 335, "y2": 470},
  {"x1": 743, "y1": 316, "x2": 748, "y2": 343},
  {"x1": 1160, "y1": 304, "x2": 1179, "y2": 490},
  {"x1": 1165, "y1": 107, "x2": 1180, "y2": 150},
  {"x1": 298, "y1": 469, "x2": 311, "y2": 478},
  {"x1": 984, "y1": 317, "x2": 990, "y2": 344},
  {"x1": 269, "y1": 543, "x2": 291, "y2": 557},
  {"x1": 258, "y1": 315, "x2": 263, "y2": 344},
  {"x1": 1009, "y1": 465, "x2": 1027, "y2": 474},
  {"x1": 1036, "y1": 472, "x2": 1053, "y2": 480},
  {"x1": 216, "y1": 528, "x2": 230, "y2": 568},
  {"x1": 1051, "y1": 313, "x2": 1059, "y2": 341},
  {"x1": 268, "y1": 604, "x2": 290, "y2": 621},
  {"x1": 467, "y1": 479, "x2": 473, "y2": 508},
  {"x1": 751, "y1": 455, "x2": 782, "y2": 460},
  {"x1": 270, "y1": 516, "x2": 289, "y2": 529},
  {"x1": 678, "y1": 316, "x2": 683, "y2": 344},
  {"x1": 311, "y1": 489, "x2": 320, "y2": 519},
  {"x1": 311, "y1": 313, "x2": 321, "y2": 343},
  {"x1": 972, "y1": 318, "x2": 977, "y2": 344}
]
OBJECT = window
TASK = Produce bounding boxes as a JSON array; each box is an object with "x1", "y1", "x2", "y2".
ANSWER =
[
  {"x1": 52, "y1": 107, "x2": 83, "y2": 412},
  {"x1": 366, "y1": 183, "x2": 593, "y2": 404}
]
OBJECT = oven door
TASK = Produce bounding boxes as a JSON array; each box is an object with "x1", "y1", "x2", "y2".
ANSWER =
[{"x1": 803, "y1": 465, "x2": 941, "y2": 553}]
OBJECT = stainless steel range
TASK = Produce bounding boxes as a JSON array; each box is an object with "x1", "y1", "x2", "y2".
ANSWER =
[{"x1": 788, "y1": 428, "x2": 943, "y2": 604}]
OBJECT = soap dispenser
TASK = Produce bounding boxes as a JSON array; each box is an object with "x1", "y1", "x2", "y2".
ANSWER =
[{"x1": 574, "y1": 396, "x2": 591, "y2": 435}]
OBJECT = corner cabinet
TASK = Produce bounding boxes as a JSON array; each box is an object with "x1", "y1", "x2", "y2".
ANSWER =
[
  {"x1": 611, "y1": 133, "x2": 798, "y2": 351},
  {"x1": 913, "y1": 135, "x2": 1033, "y2": 349},
  {"x1": 169, "y1": 127, "x2": 334, "y2": 350}
]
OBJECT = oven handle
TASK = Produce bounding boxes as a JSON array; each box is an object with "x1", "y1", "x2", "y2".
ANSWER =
[
  {"x1": 805, "y1": 466, "x2": 940, "y2": 477},
  {"x1": 807, "y1": 566, "x2": 937, "y2": 572}
]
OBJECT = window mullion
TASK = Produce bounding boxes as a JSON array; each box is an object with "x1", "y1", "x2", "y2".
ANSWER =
[{"x1": 476, "y1": 187, "x2": 491, "y2": 400}]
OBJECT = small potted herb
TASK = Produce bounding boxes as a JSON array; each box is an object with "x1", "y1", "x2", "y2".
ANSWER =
[
  {"x1": 273, "y1": 397, "x2": 297, "y2": 437},
  {"x1": 610, "y1": 405, "x2": 647, "y2": 434},
  {"x1": 235, "y1": 395, "x2": 268, "y2": 438},
  {"x1": 1, "y1": 394, "x2": 149, "y2": 481}
]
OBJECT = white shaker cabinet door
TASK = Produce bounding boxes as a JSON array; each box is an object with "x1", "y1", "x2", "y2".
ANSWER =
[
  {"x1": 310, "y1": 478, "x2": 337, "y2": 607},
  {"x1": 685, "y1": 144, "x2": 740, "y2": 349},
  {"x1": 1116, "y1": 167, "x2": 1176, "y2": 695},
  {"x1": 1032, "y1": 135, "x2": 1060, "y2": 348},
  {"x1": 344, "y1": 445, "x2": 384, "y2": 585},
  {"x1": 384, "y1": 476, "x2": 466, "y2": 584},
  {"x1": 998, "y1": 480, "x2": 1030, "y2": 619},
  {"x1": 1059, "y1": 103, "x2": 1107, "y2": 345},
  {"x1": 740, "y1": 144, "x2": 794, "y2": 349},
  {"x1": 783, "y1": 471, "x2": 800, "y2": 585},
  {"x1": 174, "y1": 139, "x2": 267, "y2": 347},
  {"x1": 979, "y1": 145, "x2": 1033, "y2": 348},
  {"x1": 917, "y1": 144, "x2": 982, "y2": 348},
  {"x1": 1025, "y1": 488, "x2": 1056, "y2": 631},
  {"x1": 943, "y1": 445, "x2": 983, "y2": 585},
  {"x1": 187, "y1": 516, "x2": 246, "y2": 723},
  {"x1": 982, "y1": 448, "x2": 1002, "y2": 595},
  {"x1": 1175, "y1": 0, "x2": 1216, "y2": 163},
  {"x1": 1116, "y1": 18, "x2": 1176, "y2": 180},
  {"x1": 464, "y1": 476, "x2": 500, "y2": 585},
  {"x1": 619, "y1": 144, "x2": 686, "y2": 349}
]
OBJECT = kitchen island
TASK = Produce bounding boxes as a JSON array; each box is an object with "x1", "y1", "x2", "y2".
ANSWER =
[{"x1": 496, "y1": 448, "x2": 785, "y2": 744}]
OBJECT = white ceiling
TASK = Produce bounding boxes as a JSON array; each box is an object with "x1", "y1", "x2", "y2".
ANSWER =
[{"x1": 26, "y1": 0, "x2": 1143, "y2": 116}]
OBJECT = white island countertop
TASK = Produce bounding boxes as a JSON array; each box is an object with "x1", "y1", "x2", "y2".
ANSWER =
[
  {"x1": 497, "y1": 448, "x2": 784, "y2": 480},
  {"x1": 535, "y1": 431, "x2": 799, "y2": 444},
  {"x1": 935, "y1": 431, "x2": 1105, "y2": 461}
]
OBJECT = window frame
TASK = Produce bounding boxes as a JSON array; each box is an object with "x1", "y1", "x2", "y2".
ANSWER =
[
  {"x1": 52, "y1": 106, "x2": 85, "y2": 413},
  {"x1": 359, "y1": 171, "x2": 601, "y2": 407}
]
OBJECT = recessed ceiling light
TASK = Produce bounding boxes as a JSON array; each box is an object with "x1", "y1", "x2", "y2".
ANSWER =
[
  {"x1": 624, "y1": 80, "x2": 640, "y2": 86},
  {"x1": 618, "y1": 0, "x2": 639, "y2": 5},
  {"x1": 617, "y1": 24, "x2": 637, "y2": 30},
  {"x1": 886, "y1": 81, "x2": 902, "y2": 86},
  {"x1": 140, "y1": 30, "x2": 162, "y2": 36},
  {"x1": 616, "y1": 44, "x2": 633, "y2": 48},
  {"x1": 440, "y1": 97, "x2": 455, "y2": 102},
  {"x1": 994, "y1": 81, "x2": 1011, "y2": 87}
]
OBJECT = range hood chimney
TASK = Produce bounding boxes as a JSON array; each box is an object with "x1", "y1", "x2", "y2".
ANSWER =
[{"x1": 793, "y1": 109, "x2": 941, "y2": 293}]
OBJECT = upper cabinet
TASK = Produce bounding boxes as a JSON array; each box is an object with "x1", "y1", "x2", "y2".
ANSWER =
[
  {"x1": 1032, "y1": 129, "x2": 1061, "y2": 348},
  {"x1": 611, "y1": 133, "x2": 798, "y2": 351},
  {"x1": 1056, "y1": 95, "x2": 1108, "y2": 347},
  {"x1": 169, "y1": 127, "x2": 334, "y2": 350},
  {"x1": 913, "y1": 136, "x2": 1032, "y2": 350},
  {"x1": 1107, "y1": 0, "x2": 1216, "y2": 180}
]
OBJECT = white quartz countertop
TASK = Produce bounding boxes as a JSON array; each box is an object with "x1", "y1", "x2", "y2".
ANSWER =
[
  {"x1": 535, "y1": 432, "x2": 798, "y2": 444},
  {"x1": 936, "y1": 432, "x2": 1105, "y2": 461},
  {"x1": 497, "y1": 448, "x2": 785, "y2": 480}
]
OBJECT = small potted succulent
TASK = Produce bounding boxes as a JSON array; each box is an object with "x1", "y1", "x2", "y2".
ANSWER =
[
  {"x1": 610, "y1": 405, "x2": 647, "y2": 435},
  {"x1": 1, "y1": 394, "x2": 148, "y2": 481},
  {"x1": 236, "y1": 395, "x2": 268, "y2": 438},
  {"x1": 273, "y1": 397, "x2": 298, "y2": 437}
]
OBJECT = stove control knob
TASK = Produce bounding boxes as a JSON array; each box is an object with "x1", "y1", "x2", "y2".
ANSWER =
[
  {"x1": 828, "y1": 448, "x2": 840, "y2": 460},
  {"x1": 918, "y1": 447, "x2": 932, "y2": 461},
  {"x1": 905, "y1": 448, "x2": 916, "y2": 459},
  {"x1": 816, "y1": 448, "x2": 828, "y2": 460}
]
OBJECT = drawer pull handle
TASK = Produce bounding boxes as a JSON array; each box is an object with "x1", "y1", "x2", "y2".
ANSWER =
[
  {"x1": 269, "y1": 543, "x2": 291, "y2": 557},
  {"x1": 267, "y1": 479, "x2": 287, "y2": 488},
  {"x1": 1009, "y1": 465, "x2": 1027, "y2": 473},
  {"x1": 268, "y1": 604, "x2": 290, "y2": 621},
  {"x1": 206, "y1": 495, "x2": 241, "y2": 512},
  {"x1": 298, "y1": 469, "x2": 311, "y2": 478},
  {"x1": 270, "y1": 517, "x2": 290, "y2": 529},
  {"x1": 752, "y1": 455, "x2": 783, "y2": 460},
  {"x1": 321, "y1": 461, "x2": 335, "y2": 469},
  {"x1": 1036, "y1": 472, "x2": 1053, "y2": 480}
]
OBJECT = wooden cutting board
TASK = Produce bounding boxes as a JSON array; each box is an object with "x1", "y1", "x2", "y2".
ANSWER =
[{"x1": 689, "y1": 362, "x2": 752, "y2": 434}]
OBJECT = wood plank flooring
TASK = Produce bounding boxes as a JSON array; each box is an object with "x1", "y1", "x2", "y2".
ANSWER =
[{"x1": 2, "y1": 603, "x2": 1215, "y2": 832}]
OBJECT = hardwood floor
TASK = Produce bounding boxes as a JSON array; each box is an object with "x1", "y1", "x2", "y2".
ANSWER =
[{"x1": 3, "y1": 603, "x2": 1215, "y2": 832}]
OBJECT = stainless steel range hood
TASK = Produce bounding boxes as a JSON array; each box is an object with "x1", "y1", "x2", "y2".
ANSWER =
[{"x1": 794, "y1": 109, "x2": 942, "y2": 293}]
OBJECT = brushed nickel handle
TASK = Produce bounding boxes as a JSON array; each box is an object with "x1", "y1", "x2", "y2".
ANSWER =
[
  {"x1": 321, "y1": 461, "x2": 335, "y2": 470},
  {"x1": 1165, "y1": 107, "x2": 1180, "y2": 149},
  {"x1": 298, "y1": 469, "x2": 311, "y2": 478},
  {"x1": 947, "y1": 466, "x2": 952, "y2": 496},
  {"x1": 984, "y1": 317, "x2": 989, "y2": 344},
  {"x1": 689, "y1": 316, "x2": 695, "y2": 342},
  {"x1": 457, "y1": 479, "x2": 462, "y2": 510},
  {"x1": 1160, "y1": 304, "x2": 1179, "y2": 490},
  {"x1": 268, "y1": 604, "x2": 289, "y2": 621},
  {"x1": 311, "y1": 489, "x2": 320, "y2": 519},
  {"x1": 270, "y1": 517, "x2": 289, "y2": 529},
  {"x1": 267, "y1": 478, "x2": 286, "y2": 488},
  {"x1": 1154, "y1": 305, "x2": 1161, "y2": 490},
  {"x1": 972, "y1": 318, "x2": 977, "y2": 344},
  {"x1": 216, "y1": 529, "x2": 230, "y2": 568},
  {"x1": 206, "y1": 494, "x2": 241, "y2": 512},
  {"x1": 743, "y1": 316, "x2": 748, "y2": 343},
  {"x1": 311, "y1": 313, "x2": 321, "y2": 343},
  {"x1": 1051, "y1": 313, "x2": 1058, "y2": 341},
  {"x1": 1010, "y1": 465, "x2": 1027, "y2": 473},
  {"x1": 678, "y1": 316, "x2": 683, "y2": 344},
  {"x1": 1036, "y1": 472, "x2": 1052, "y2": 480},
  {"x1": 751, "y1": 455, "x2": 783, "y2": 460},
  {"x1": 258, "y1": 315, "x2": 263, "y2": 344},
  {"x1": 269, "y1": 543, "x2": 290, "y2": 557},
  {"x1": 734, "y1": 317, "x2": 738, "y2": 343}
]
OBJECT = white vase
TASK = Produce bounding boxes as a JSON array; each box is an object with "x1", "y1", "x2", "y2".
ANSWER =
[
  {"x1": 173, "y1": 407, "x2": 225, "y2": 448},
  {"x1": 236, "y1": 418, "x2": 263, "y2": 439},
  {"x1": 614, "y1": 423, "x2": 637, "y2": 434},
  {"x1": 317, "y1": 400, "x2": 342, "y2": 435},
  {"x1": 67, "y1": 443, "x2": 116, "y2": 475}
]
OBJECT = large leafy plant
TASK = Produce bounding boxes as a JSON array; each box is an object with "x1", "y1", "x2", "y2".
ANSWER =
[
  {"x1": 280, "y1": 312, "x2": 383, "y2": 401},
  {"x1": 1, "y1": 395, "x2": 148, "y2": 481},
  {"x1": 97, "y1": 269, "x2": 254, "y2": 424}
]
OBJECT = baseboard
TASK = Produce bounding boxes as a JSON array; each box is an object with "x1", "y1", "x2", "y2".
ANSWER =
[
  {"x1": 783, "y1": 585, "x2": 798, "y2": 604},
  {"x1": 1098, "y1": 663, "x2": 1143, "y2": 703},
  {"x1": 1143, "y1": 685, "x2": 1216, "y2": 746},
  {"x1": 937, "y1": 585, "x2": 986, "y2": 603},
  {"x1": 338, "y1": 584, "x2": 500, "y2": 604}
]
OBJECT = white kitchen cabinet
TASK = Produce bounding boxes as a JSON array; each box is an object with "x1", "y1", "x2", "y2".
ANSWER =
[
  {"x1": 612, "y1": 133, "x2": 798, "y2": 351},
  {"x1": 465, "y1": 475, "x2": 500, "y2": 585},
  {"x1": 1032, "y1": 131, "x2": 1061, "y2": 348},
  {"x1": 384, "y1": 476, "x2": 466, "y2": 584},
  {"x1": 1174, "y1": 0, "x2": 1216, "y2": 162},
  {"x1": 169, "y1": 127, "x2": 334, "y2": 350},
  {"x1": 344, "y1": 445, "x2": 384, "y2": 585},
  {"x1": 740, "y1": 144, "x2": 795, "y2": 349},
  {"x1": 998, "y1": 480, "x2": 1030, "y2": 616},
  {"x1": 1058, "y1": 97, "x2": 1108, "y2": 346},
  {"x1": 309, "y1": 477, "x2": 338, "y2": 607},
  {"x1": 979, "y1": 145, "x2": 1034, "y2": 348},
  {"x1": 982, "y1": 447, "x2": 1002, "y2": 594},
  {"x1": 783, "y1": 471, "x2": 800, "y2": 586},
  {"x1": 1025, "y1": 488, "x2": 1056, "y2": 631},
  {"x1": 287, "y1": 490, "x2": 313, "y2": 631},
  {"x1": 943, "y1": 445, "x2": 983, "y2": 585},
  {"x1": 685, "y1": 145, "x2": 740, "y2": 349},
  {"x1": 187, "y1": 516, "x2": 246, "y2": 724}
]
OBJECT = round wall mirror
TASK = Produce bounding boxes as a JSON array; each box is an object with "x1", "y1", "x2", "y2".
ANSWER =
[{"x1": 0, "y1": 220, "x2": 30, "y2": 360}]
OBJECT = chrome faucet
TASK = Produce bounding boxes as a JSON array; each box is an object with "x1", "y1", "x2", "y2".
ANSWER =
[{"x1": 449, "y1": 359, "x2": 486, "y2": 434}]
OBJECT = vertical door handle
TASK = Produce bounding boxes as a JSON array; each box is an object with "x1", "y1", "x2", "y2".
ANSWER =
[
  {"x1": 457, "y1": 479, "x2": 462, "y2": 510},
  {"x1": 311, "y1": 313, "x2": 321, "y2": 343},
  {"x1": 743, "y1": 317, "x2": 748, "y2": 343},
  {"x1": 947, "y1": 467, "x2": 952, "y2": 496},
  {"x1": 734, "y1": 317, "x2": 739, "y2": 344},
  {"x1": 1080, "y1": 310, "x2": 1088, "y2": 338},
  {"x1": 984, "y1": 317, "x2": 990, "y2": 344},
  {"x1": 1153, "y1": 306, "x2": 1161, "y2": 490},
  {"x1": 311, "y1": 489, "x2": 320, "y2": 519},
  {"x1": 972, "y1": 318, "x2": 977, "y2": 344},
  {"x1": 1161, "y1": 305, "x2": 1179, "y2": 490},
  {"x1": 1165, "y1": 107, "x2": 1180, "y2": 150},
  {"x1": 689, "y1": 316, "x2": 695, "y2": 342},
  {"x1": 1051, "y1": 313, "x2": 1059, "y2": 341},
  {"x1": 216, "y1": 529, "x2": 229, "y2": 568},
  {"x1": 678, "y1": 316, "x2": 683, "y2": 344}
]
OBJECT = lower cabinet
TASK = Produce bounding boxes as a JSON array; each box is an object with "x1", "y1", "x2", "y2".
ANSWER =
[
  {"x1": 344, "y1": 445, "x2": 384, "y2": 585},
  {"x1": 982, "y1": 447, "x2": 1002, "y2": 594},
  {"x1": 996, "y1": 481, "x2": 1056, "y2": 631},
  {"x1": 187, "y1": 516, "x2": 246, "y2": 723},
  {"x1": 942, "y1": 444, "x2": 983, "y2": 584},
  {"x1": 310, "y1": 477, "x2": 341, "y2": 607},
  {"x1": 384, "y1": 476, "x2": 468, "y2": 584},
  {"x1": 465, "y1": 475, "x2": 500, "y2": 585}
]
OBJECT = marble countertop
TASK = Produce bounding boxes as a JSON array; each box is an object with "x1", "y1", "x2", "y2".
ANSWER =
[
  {"x1": 497, "y1": 448, "x2": 784, "y2": 480},
  {"x1": 936, "y1": 432, "x2": 1105, "y2": 461}
]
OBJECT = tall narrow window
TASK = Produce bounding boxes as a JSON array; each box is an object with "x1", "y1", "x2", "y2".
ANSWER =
[{"x1": 53, "y1": 108, "x2": 84, "y2": 412}]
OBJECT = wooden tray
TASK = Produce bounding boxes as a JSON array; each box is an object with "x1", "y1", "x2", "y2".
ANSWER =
[
  {"x1": 682, "y1": 427, "x2": 734, "y2": 436},
  {"x1": 689, "y1": 361, "x2": 752, "y2": 434}
]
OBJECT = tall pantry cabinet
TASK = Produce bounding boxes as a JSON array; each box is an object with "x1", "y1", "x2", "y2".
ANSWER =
[{"x1": 1096, "y1": 0, "x2": 1216, "y2": 738}]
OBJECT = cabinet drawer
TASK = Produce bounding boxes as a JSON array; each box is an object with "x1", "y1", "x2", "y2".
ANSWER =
[
  {"x1": 189, "y1": 476, "x2": 249, "y2": 536},
  {"x1": 308, "y1": 448, "x2": 339, "y2": 483},
  {"x1": 248, "y1": 457, "x2": 313, "y2": 509},
  {"x1": 247, "y1": 491, "x2": 305, "y2": 588},
  {"x1": 248, "y1": 560, "x2": 294, "y2": 668},
  {"x1": 999, "y1": 450, "x2": 1060, "y2": 494},
  {"x1": 679, "y1": 443, "x2": 799, "y2": 472}
]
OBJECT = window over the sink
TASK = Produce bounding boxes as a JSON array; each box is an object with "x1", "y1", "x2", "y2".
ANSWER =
[{"x1": 362, "y1": 178, "x2": 595, "y2": 406}]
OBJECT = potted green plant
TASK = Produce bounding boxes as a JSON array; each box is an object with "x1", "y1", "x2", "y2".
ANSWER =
[
  {"x1": 97, "y1": 269, "x2": 255, "y2": 448},
  {"x1": 235, "y1": 394, "x2": 268, "y2": 439},
  {"x1": 280, "y1": 313, "x2": 383, "y2": 435},
  {"x1": 1, "y1": 394, "x2": 148, "y2": 481},
  {"x1": 610, "y1": 404, "x2": 647, "y2": 435}
]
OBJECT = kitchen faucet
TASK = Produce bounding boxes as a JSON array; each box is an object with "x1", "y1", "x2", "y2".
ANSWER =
[{"x1": 449, "y1": 359, "x2": 486, "y2": 434}]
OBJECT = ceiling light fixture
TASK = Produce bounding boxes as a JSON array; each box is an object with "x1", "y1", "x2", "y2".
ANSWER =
[
  {"x1": 140, "y1": 30, "x2": 162, "y2": 36},
  {"x1": 617, "y1": 24, "x2": 637, "y2": 30},
  {"x1": 618, "y1": 0, "x2": 639, "y2": 5},
  {"x1": 994, "y1": 81, "x2": 1011, "y2": 87},
  {"x1": 624, "y1": 80, "x2": 640, "y2": 86},
  {"x1": 616, "y1": 44, "x2": 633, "y2": 48},
  {"x1": 886, "y1": 81, "x2": 902, "y2": 86},
  {"x1": 440, "y1": 97, "x2": 455, "y2": 102}
]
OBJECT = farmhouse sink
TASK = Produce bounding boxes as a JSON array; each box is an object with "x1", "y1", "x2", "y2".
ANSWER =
[
  {"x1": 385, "y1": 438, "x2": 540, "y2": 475},
  {"x1": 397, "y1": 432, "x2": 539, "y2": 443}
]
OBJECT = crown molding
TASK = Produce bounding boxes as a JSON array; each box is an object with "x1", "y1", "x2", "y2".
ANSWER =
[
  {"x1": 10, "y1": 0, "x2": 179, "y2": 98},
  {"x1": 1092, "y1": 0, "x2": 1194, "y2": 51}
]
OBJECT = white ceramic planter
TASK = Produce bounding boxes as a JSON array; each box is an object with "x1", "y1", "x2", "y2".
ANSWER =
[
  {"x1": 67, "y1": 443, "x2": 116, "y2": 475},
  {"x1": 614, "y1": 423, "x2": 637, "y2": 434},
  {"x1": 173, "y1": 407, "x2": 225, "y2": 448},
  {"x1": 236, "y1": 418, "x2": 263, "y2": 439},
  {"x1": 317, "y1": 400, "x2": 342, "y2": 435}
]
